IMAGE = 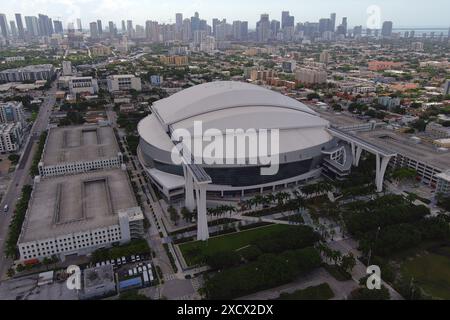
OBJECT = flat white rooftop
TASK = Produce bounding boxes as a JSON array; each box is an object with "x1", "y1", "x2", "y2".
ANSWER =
[
  {"x1": 19, "y1": 168, "x2": 136, "y2": 243},
  {"x1": 42, "y1": 125, "x2": 120, "y2": 165}
]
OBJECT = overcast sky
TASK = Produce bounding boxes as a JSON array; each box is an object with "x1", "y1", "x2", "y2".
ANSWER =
[{"x1": 2, "y1": 0, "x2": 449, "y2": 28}]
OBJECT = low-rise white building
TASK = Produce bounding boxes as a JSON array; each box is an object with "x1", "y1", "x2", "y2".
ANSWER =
[
  {"x1": 436, "y1": 170, "x2": 450, "y2": 196},
  {"x1": 69, "y1": 77, "x2": 99, "y2": 95},
  {"x1": 17, "y1": 169, "x2": 144, "y2": 262},
  {"x1": 38, "y1": 125, "x2": 123, "y2": 177},
  {"x1": 107, "y1": 75, "x2": 142, "y2": 92},
  {"x1": 17, "y1": 123, "x2": 143, "y2": 262}
]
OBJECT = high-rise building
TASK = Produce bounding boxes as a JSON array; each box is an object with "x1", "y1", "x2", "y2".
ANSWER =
[
  {"x1": 191, "y1": 11, "x2": 200, "y2": 33},
  {"x1": 212, "y1": 18, "x2": 220, "y2": 36},
  {"x1": 353, "y1": 25, "x2": 363, "y2": 38},
  {"x1": 176, "y1": 13, "x2": 183, "y2": 31},
  {"x1": 240, "y1": 21, "x2": 248, "y2": 41},
  {"x1": 25, "y1": 16, "x2": 39, "y2": 38},
  {"x1": 97, "y1": 19, "x2": 103, "y2": 36},
  {"x1": 336, "y1": 17, "x2": 348, "y2": 37},
  {"x1": 281, "y1": 11, "x2": 294, "y2": 29},
  {"x1": 319, "y1": 18, "x2": 331, "y2": 34},
  {"x1": 89, "y1": 22, "x2": 99, "y2": 39},
  {"x1": 127, "y1": 20, "x2": 134, "y2": 37},
  {"x1": 38, "y1": 14, "x2": 53, "y2": 36},
  {"x1": 256, "y1": 14, "x2": 270, "y2": 42},
  {"x1": 330, "y1": 13, "x2": 336, "y2": 32},
  {"x1": 215, "y1": 19, "x2": 228, "y2": 41},
  {"x1": 381, "y1": 21, "x2": 393, "y2": 37},
  {"x1": 341, "y1": 17, "x2": 348, "y2": 35},
  {"x1": 108, "y1": 21, "x2": 116, "y2": 37},
  {"x1": 53, "y1": 20, "x2": 63, "y2": 34},
  {"x1": 271, "y1": 20, "x2": 280, "y2": 37},
  {"x1": 182, "y1": 18, "x2": 191, "y2": 41},
  {"x1": 9, "y1": 21, "x2": 17, "y2": 38},
  {"x1": 232, "y1": 21, "x2": 242, "y2": 40},
  {"x1": 15, "y1": 14, "x2": 25, "y2": 39},
  {"x1": 0, "y1": 14, "x2": 8, "y2": 38},
  {"x1": 76, "y1": 18, "x2": 82, "y2": 32},
  {"x1": 135, "y1": 24, "x2": 145, "y2": 38}
]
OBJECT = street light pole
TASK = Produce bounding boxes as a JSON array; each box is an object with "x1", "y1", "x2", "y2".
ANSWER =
[{"x1": 367, "y1": 226, "x2": 381, "y2": 266}]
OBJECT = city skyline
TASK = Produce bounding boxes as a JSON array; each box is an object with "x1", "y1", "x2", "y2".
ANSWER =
[{"x1": 1, "y1": 0, "x2": 449, "y2": 28}]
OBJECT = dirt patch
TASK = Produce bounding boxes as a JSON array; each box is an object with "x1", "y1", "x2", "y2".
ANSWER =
[{"x1": 0, "y1": 157, "x2": 12, "y2": 175}]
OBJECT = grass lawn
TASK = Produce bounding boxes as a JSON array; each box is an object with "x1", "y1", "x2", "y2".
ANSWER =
[
  {"x1": 277, "y1": 283, "x2": 334, "y2": 300},
  {"x1": 179, "y1": 224, "x2": 291, "y2": 266},
  {"x1": 401, "y1": 251, "x2": 450, "y2": 299}
]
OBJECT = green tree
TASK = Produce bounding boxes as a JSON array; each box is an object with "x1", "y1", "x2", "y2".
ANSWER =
[
  {"x1": 181, "y1": 207, "x2": 193, "y2": 223},
  {"x1": 168, "y1": 206, "x2": 180, "y2": 226},
  {"x1": 340, "y1": 252, "x2": 356, "y2": 273}
]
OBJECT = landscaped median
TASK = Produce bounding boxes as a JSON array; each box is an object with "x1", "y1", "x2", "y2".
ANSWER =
[
  {"x1": 30, "y1": 131, "x2": 47, "y2": 177},
  {"x1": 178, "y1": 224, "x2": 325, "y2": 299},
  {"x1": 5, "y1": 185, "x2": 33, "y2": 258},
  {"x1": 277, "y1": 283, "x2": 335, "y2": 300},
  {"x1": 178, "y1": 224, "x2": 294, "y2": 267}
]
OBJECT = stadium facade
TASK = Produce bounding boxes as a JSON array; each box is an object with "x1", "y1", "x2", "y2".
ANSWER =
[{"x1": 138, "y1": 81, "x2": 351, "y2": 203}]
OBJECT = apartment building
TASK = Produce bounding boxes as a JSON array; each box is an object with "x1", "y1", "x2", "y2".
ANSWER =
[
  {"x1": 0, "y1": 64, "x2": 55, "y2": 82},
  {"x1": 0, "y1": 122, "x2": 23, "y2": 152},
  {"x1": 295, "y1": 67, "x2": 327, "y2": 84},
  {"x1": 0, "y1": 101, "x2": 25, "y2": 124}
]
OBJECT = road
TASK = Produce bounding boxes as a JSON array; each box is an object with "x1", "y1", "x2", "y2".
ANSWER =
[{"x1": 0, "y1": 81, "x2": 56, "y2": 280}]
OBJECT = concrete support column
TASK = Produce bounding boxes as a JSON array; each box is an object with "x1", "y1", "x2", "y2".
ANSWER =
[
  {"x1": 351, "y1": 142, "x2": 362, "y2": 167},
  {"x1": 355, "y1": 146, "x2": 363, "y2": 167},
  {"x1": 375, "y1": 154, "x2": 391, "y2": 192},
  {"x1": 195, "y1": 184, "x2": 209, "y2": 241},
  {"x1": 183, "y1": 165, "x2": 196, "y2": 211},
  {"x1": 351, "y1": 142, "x2": 355, "y2": 164}
]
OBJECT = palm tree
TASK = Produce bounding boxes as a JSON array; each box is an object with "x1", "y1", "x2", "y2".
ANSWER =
[
  {"x1": 253, "y1": 194, "x2": 264, "y2": 209},
  {"x1": 226, "y1": 205, "x2": 237, "y2": 217},
  {"x1": 265, "y1": 193, "x2": 276, "y2": 205},
  {"x1": 275, "y1": 192, "x2": 290, "y2": 206},
  {"x1": 181, "y1": 207, "x2": 192, "y2": 223},
  {"x1": 261, "y1": 195, "x2": 271, "y2": 207}
]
